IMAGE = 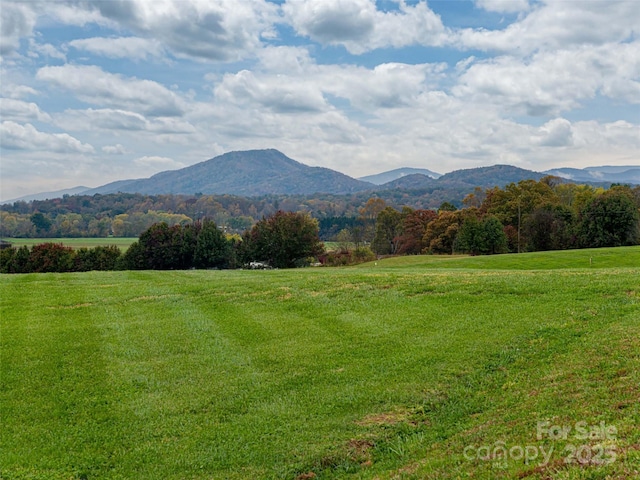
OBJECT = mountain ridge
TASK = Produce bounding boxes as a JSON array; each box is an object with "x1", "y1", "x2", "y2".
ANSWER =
[{"x1": 4, "y1": 149, "x2": 637, "y2": 204}]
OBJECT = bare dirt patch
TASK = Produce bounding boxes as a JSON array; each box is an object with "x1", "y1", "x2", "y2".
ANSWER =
[{"x1": 356, "y1": 409, "x2": 409, "y2": 427}]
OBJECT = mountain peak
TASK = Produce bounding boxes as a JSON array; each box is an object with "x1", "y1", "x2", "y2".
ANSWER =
[{"x1": 85, "y1": 149, "x2": 372, "y2": 196}]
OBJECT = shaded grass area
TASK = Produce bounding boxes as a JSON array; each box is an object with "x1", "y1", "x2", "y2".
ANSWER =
[
  {"x1": 1, "y1": 237, "x2": 137, "y2": 251},
  {"x1": 1, "y1": 248, "x2": 639, "y2": 479}
]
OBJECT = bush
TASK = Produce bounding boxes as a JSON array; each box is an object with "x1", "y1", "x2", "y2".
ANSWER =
[
  {"x1": 324, "y1": 247, "x2": 376, "y2": 266},
  {"x1": 75, "y1": 245, "x2": 122, "y2": 272}
]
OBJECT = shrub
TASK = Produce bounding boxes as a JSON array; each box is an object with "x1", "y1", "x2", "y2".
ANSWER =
[{"x1": 75, "y1": 245, "x2": 122, "y2": 272}]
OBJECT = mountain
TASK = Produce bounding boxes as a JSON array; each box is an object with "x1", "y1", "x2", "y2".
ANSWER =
[
  {"x1": 83, "y1": 149, "x2": 373, "y2": 196},
  {"x1": 436, "y1": 164, "x2": 546, "y2": 187},
  {"x1": 543, "y1": 166, "x2": 640, "y2": 184},
  {"x1": 378, "y1": 173, "x2": 437, "y2": 190},
  {"x1": 2, "y1": 186, "x2": 91, "y2": 204},
  {"x1": 360, "y1": 167, "x2": 441, "y2": 185},
  {"x1": 85, "y1": 179, "x2": 142, "y2": 195},
  {"x1": 376, "y1": 165, "x2": 546, "y2": 191}
]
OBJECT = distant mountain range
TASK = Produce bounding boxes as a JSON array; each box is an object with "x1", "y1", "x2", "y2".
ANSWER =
[
  {"x1": 359, "y1": 167, "x2": 442, "y2": 185},
  {"x1": 542, "y1": 166, "x2": 640, "y2": 184},
  {"x1": 3, "y1": 186, "x2": 91, "y2": 204},
  {"x1": 3, "y1": 149, "x2": 638, "y2": 204}
]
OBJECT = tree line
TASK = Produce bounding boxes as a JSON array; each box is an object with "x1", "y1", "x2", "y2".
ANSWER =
[
  {"x1": 365, "y1": 180, "x2": 639, "y2": 256},
  {"x1": 0, "y1": 212, "x2": 324, "y2": 273}
]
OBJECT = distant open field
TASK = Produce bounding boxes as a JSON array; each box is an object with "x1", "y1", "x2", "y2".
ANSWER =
[
  {"x1": 1, "y1": 237, "x2": 137, "y2": 250},
  {"x1": 1, "y1": 247, "x2": 639, "y2": 479}
]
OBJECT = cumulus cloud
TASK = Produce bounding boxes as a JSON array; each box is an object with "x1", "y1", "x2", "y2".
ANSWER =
[
  {"x1": 283, "y1": 0, "x2": 375, "y2": 44},
  {"x1": 283, "y1": 0, "x2": 447, "y2": 54},
  {"x1": 535, "y1": 118, "x2": 574, "y2": 147},
  {"x1": 85, "y1": 0, "x2": 278, "y2": 61},
  {"x1": 215, "y1": 70, "x2": 329, "y2": 113},
  {"x1": 0, "y1": 98, "x2": 52, "y2": 123},
  {"x1": 36, "y1": 65, "x2": 186, "y2": 116},
  {"x1": 219, "y1": 49, "x2": 445, "y2": 116},
  {"x1": 68, "y1": 36, "x2": 165, "y2": 61},
  {"x1": 320, "y1": 62, "x2": 446, "y2": 110},
  {"x1": 457, "y1": 1, "x2": 640, "y2": 54},
  {"x1": 453, "y1": 41, "x2": 640, "y2": 116},
  {"x1": 0, "y1": 121, "x2": 95, "y2": 154},
  {"x1": 2, "y1": 84, "x2": 39, "y2": 99}
]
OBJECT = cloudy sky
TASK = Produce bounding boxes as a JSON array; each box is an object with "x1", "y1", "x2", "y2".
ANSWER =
[{"x1": 1, "y1": 0, "x2": 639, "y2": 201}]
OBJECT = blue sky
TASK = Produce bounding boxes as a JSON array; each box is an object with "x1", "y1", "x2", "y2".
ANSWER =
[{"x1": 1, "y1": 0, "x2": 639, "y2": 201}]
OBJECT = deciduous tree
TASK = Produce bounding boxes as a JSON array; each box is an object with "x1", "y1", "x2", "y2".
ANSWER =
[{"x1": 240, "y1": 211, "x2": 324, "y2": 268}]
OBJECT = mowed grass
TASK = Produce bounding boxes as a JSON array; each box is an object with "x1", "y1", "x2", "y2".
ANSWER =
[
  {"x1": 2, "y1": 237, "x2": 137, "y2": 250},
  {"x1": 368, "y1": 245, "x2": 640, "y2": 270},
  {"x1": 1, "y1": 247, "x2": 639, "y2": 479}
]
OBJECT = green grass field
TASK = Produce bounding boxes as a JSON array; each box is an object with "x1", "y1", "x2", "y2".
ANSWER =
[
  {"x1": 1, "y1": 237, "x2": 137, "y2": 250},
  {"x1": 1, "y1": 247, "x2": 639, "y2": 479}
]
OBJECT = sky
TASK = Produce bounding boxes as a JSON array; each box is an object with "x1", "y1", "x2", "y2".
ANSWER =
[{"x1": 1, "y1": 0, "x2": 639, "y2": 201}]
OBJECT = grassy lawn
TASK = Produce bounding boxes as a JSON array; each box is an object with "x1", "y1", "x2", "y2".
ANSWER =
[
  {"x1": 1, "y1": 247, "x2": 639, "y2": 479},
  {"x1": 1, "y1": 237, "x2": 137, "y2": 251}
]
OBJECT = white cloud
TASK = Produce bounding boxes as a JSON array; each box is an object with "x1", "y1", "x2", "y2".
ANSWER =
[
  {"x1": 283, "y1": 0, "x2": 447, "y2": 54},
  {"x1": 0, "y1": 1, "x2": 37, "y2": 56},
  {"x1": 36, "y1": 65, "x2": 187, "y2": 116},
  {"x1": 86, "y1": 0, "x2": 278, "y2": 61},
  {"x1": 475, "y1": 0, "x2": 529, "y2": 14},
  {"x1": 218, "y1": 51, "x2": 445, "y2": 115},
  {"x1": 102, "y1": 144, "x2": 126, "y2": 155},
  {"x1": 215, "y1": 70, "x2": 329, "y2": 113},
  {"x1": 319, "y1": 62, "x2": 446, "y2": 110},
  {"x1": 0, "y1": 121, "x2": 94, "y2": 154},
  {"x1": 283, "y1": 0, "x2": 375, "y2": 44},
  {"x1": 27, "y1": 40, "x2": 66, "y2": 61},
  {"x1": 453, "y1": 41, "x2": 640, "y2": 116},
  {"x1": 56, "y1": 108, "x2": 196, "y2": 135},
  {"x1": 257, "y1": 46, "x2": 314, "y2": 74},
  {"x1": 2, "y1": 84, "x2": 39, "y2": 99},
  {"x1": 0, "y1": 98, "x2": 52, "y2": 123},
  {"x1": 457, "y1": 1, "x2": 640, "y2": 54},
  {"x1": 134, "y1": 155, "x2": 183, "y2": 169},
  {"x1": 68, "y1": 37, "x2": 165, "y2": 61},
  {"x1": 58, "y1": 108, "x2": 148, "y2": 132},
  {"x1": 535, "y1": 118, "x2": 574, "y2": 147}
]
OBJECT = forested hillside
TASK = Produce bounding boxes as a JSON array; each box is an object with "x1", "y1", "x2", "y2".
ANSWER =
[{"x1": 2, "y1": 176, "x2": 637, "y2": 241}]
